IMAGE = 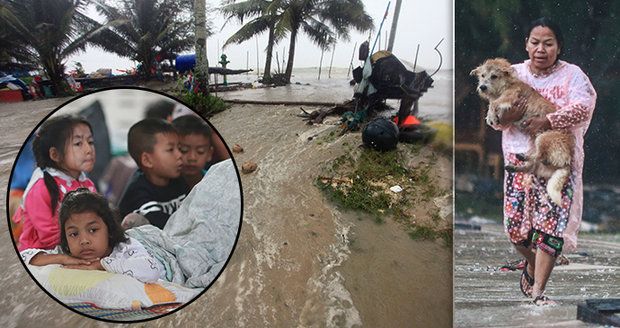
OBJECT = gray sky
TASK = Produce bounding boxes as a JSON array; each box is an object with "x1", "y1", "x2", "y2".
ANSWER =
[{"x1": 68, "y1": 0, "x2": 453, "y2": 73}]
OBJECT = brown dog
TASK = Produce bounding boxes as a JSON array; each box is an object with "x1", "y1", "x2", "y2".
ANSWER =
[{"x1": 470, "y1": 58, "x2": 574, "y2": 205}]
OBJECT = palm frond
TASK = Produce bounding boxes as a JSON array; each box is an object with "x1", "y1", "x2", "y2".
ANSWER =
[{"x1": 223, "y1": 16, "x2": 270, "y2": 47}]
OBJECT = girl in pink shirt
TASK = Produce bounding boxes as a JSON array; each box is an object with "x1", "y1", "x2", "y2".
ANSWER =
[
  {"x1": 495, "y1": 18, "x2": 596, "y2": 305},
  {"x1": 13, "y1": 115, "x2": 97, "y2": 251}
]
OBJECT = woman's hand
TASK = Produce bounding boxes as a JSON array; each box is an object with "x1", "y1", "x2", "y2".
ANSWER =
[{"x1": 522, "y1": 116, "x2": 552, "y2": 134}]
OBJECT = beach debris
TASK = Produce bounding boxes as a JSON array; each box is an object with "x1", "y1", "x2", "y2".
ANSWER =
[
  {"x1": 298, "y1": 100, "x2": 354, "y2": 125},
  {"x1": 241, "y1": 161, "x2": 258, "y2": 174},
  {"x1": 389, "y1": 185, "x2": 403, "y2": 193},
  {"x1": 232, "y1": 144, "x2": 244, "y2": 153}
]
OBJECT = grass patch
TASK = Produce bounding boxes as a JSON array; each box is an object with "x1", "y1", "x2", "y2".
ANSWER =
[{"x1": 317, "y1": 144, "x2": 452, "y2": 245}]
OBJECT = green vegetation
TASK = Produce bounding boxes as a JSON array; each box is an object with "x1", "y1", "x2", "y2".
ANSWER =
[
  {"x1": 177, "y1": 89, "x2": 230, "y2": 118},
  {"x1": 317, "y1": 143, "x2": 452, "y2": 246},
  {"x1": 0, "y1": 0, "x2": 114, "y2": 95}
]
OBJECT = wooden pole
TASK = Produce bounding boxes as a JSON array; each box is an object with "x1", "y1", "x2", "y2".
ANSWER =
[
  {"x1": 275, "y1": 51, "x2": 281, "y2": 74},
  {"x1": 328, "y1": 43, "x2": 335, "y2": 78},
  {"x1": 255, "y1": 37, "x2": 260, "y2": 77},
  {"x1": 413, "y1": 44, "x2": 420, "y2": 71},
  {"x1": 318, "y1": 48, "x2": 324, "y2": 80},
  {"x1": 347, "y1": 42, "x2": 357, "y2": 78},
  {"x1": 387, "y1": 0, "x2": 402, "y2": 52}
]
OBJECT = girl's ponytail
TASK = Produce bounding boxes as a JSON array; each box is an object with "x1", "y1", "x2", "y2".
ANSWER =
[{"x1": 42, "y1": 170, "x2": 60, "y2": 214}]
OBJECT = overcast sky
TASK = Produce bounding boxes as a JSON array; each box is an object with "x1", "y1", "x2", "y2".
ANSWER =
[{"x1": 68, "y1": 0, "x2": 453, "y2": 74}]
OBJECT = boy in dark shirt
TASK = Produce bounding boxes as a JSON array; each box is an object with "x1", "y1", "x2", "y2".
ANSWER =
[
  {"x1": 119, "y1": 119, "x2": 190, "y2": 229},
  {"x1": 172, "y1": 115, "x2": 214, "y2": 189}
]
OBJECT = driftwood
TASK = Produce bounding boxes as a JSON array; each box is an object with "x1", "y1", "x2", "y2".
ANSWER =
[
  {"x1": 299, "y1": 99, "x2": 356, "y2": 124},
  {"x1": 224, "y1": 99, "x2": 340, "y2": 106}
]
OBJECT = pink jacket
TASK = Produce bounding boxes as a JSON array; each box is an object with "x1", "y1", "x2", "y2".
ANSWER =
[
  {"x1": 501, "y1": 60, "x2": 597, "y2": 252},
  {"x1": 16, "y1": 168, "x2": 96, "y2": 251}
]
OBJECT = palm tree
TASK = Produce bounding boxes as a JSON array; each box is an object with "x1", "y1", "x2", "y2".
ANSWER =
[
  {"x1": 275, "y1": 0, "x2": 373, "y2": 83},
  {"x1": 194, "y1": 0, "x2": 209, "y2": 94},
  {"x1": 95, "y1": 0, "x2": 197, "y2": 79},
  {"x1": 0, "y1": 0, "x2": 115, "y2": 94},
  {"x1": 220, "y1": 0, "x2": 282, "y2": 83}
]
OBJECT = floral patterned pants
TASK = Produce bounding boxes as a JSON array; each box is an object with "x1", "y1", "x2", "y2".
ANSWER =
[{"x1": 503, "y1": 153, "x2": 574, "y2": 256}]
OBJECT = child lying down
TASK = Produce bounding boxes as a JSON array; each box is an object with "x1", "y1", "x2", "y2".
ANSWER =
[
  {"x1": 20, "y1": 188, "x2": 165, "y2": 283},
  {"x1": 21, "y1": 158, "x2": 240, "y2": 292}
]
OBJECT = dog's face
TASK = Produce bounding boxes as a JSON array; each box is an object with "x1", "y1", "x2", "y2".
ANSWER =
[{"x1": 470, "y1": 58, "x2": 516, "y2": 100}]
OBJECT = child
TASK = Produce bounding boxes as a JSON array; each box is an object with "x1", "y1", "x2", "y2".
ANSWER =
[
  {"x1": 118, "y1": 118, "x2": 190, "y2": 229},
  {"x1": 15, "y1": 115, "x2": 97, "y2": 251},
  {"x1": 20, "y1": 189, "x2": 163, "y2": 283},
  {"x1": 172, "y1": 115, "x2": 214, "y2": 188}
]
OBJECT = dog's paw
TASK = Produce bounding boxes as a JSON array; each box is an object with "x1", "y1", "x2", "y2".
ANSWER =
[
  {"x1": 505, "y1": 165, "x2": 518, "y2": 173},
  {"x1": 548, "y1": 188, "x2": 563, "y2": 206},
  {"x1": 486, "y1": 112, "x2": 500, "y2": 127},
  {"x1": 515, "y1": 153, "x2": 528, "y2": 162}
]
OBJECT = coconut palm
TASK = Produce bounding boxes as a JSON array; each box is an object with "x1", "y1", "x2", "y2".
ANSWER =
[
  {"x1": 276, "y1": 0, "x2": 373, "y2": 83},
  {"x1": 220, "y1": 0, "x2": 282, "y2": 83},
  {"x1": 94, "y1": 0, "x2": 198, "y2": 79},
  {"x1": 0, "y1": 0, "x2": 116, "y2": 93},
  {"x1": 194, "y1": 0, "x2": 209, "y2": 94}
]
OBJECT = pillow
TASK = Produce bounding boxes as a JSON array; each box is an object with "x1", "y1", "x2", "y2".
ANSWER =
[{"x1": 27, "y1": 264, "x2": 201, "y2": 310}]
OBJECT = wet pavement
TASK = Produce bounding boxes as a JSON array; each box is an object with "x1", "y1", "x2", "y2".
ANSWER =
[{"x1": 454, "y1": 223, "x2": 620, "y2": 327}]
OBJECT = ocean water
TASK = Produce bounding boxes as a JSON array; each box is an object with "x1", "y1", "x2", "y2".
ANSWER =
[{"x1": 55, "y1": 67, "x2": 452, "y2": 154}]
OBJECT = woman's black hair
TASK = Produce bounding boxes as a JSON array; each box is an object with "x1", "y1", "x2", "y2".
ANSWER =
[
  {"x1": 58, "y1": 188, "x2": 128, "y2": 255},
  {"x1": 526, "y1": 17, "x2": 564, "y2": 62},
  {"x1": 31, "y1": 115, "x2": 93, "y2": 213}
]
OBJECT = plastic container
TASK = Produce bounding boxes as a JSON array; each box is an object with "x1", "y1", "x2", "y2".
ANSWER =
[
  {"x1": 42, "y1": 85, "x2": 53, "y2": 97},
  {"x1": 175, "y1": 54, "x2": 196, "y2": 72},
  {"x1": 0, "y1": 89, "x2": 23, "y2": 102}
]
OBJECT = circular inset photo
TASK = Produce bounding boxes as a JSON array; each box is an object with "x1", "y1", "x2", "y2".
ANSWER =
[{"x1": 6, "y1": 87, "x2": 242, "y2": 322}]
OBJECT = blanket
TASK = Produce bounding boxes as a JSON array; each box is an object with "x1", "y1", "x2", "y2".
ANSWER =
[{"x1": 126, "y1": 159, "x2": 242, "y2": 288}]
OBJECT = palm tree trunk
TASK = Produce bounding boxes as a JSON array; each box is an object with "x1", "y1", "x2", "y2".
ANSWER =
[
  {"x1": 262, "y1": 24, "x2": 275, "y2": 83},
  {"x1": 284, "y1": 27, "x2": 298, "y2": 84},
  {"x1": 194, "y1": 0, "x2": 209, "y2": 95},
  {"x1": 44, "y1": 57, "x2": 64, "y2": 96}
]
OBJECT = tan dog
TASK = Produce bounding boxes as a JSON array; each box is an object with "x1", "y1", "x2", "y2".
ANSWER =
[{"x1": 470, "y1": 58, "x2": 575, "y2": 205}]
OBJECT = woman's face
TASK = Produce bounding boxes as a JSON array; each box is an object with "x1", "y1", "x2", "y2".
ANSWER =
[{"x1": 525, "y1": 26, "x2": 560, "y2": 73}]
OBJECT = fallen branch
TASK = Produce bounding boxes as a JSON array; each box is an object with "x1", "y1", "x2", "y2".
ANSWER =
[{"x1": 224, "y1": 99, "x2": 341, "y2": 106}]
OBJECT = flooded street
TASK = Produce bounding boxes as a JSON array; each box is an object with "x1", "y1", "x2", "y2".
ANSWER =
[
  {"x1": 454, "y1": 224, "x2": 620, "y2": 327},
  {"x1": 0, "y1": 70, "x2": 453, "y2": 327}
]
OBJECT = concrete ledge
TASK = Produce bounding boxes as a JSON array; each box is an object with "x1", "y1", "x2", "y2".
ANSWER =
[{"x1": 577, "y1": 298, "x2": 620, "y2": 326}]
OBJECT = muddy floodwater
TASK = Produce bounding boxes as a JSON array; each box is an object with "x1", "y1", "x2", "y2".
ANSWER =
[
  {"x1": 454, "y1": 224, "x2": 620, "y2": 327},
  {"x1": 0, "y1": 69, "x2": 453, "y2": 327}
]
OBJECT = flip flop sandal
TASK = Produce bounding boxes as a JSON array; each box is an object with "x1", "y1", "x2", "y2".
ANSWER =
[
  {"x1": 520, "y1": 261, "x2": 535, "y2": 297},
  {"x1": 533, "y1": 295, "x2": 557, "y2": 306},
  {"x1": 499, "y1": 259, "x2": 526, "y2": 271}
]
